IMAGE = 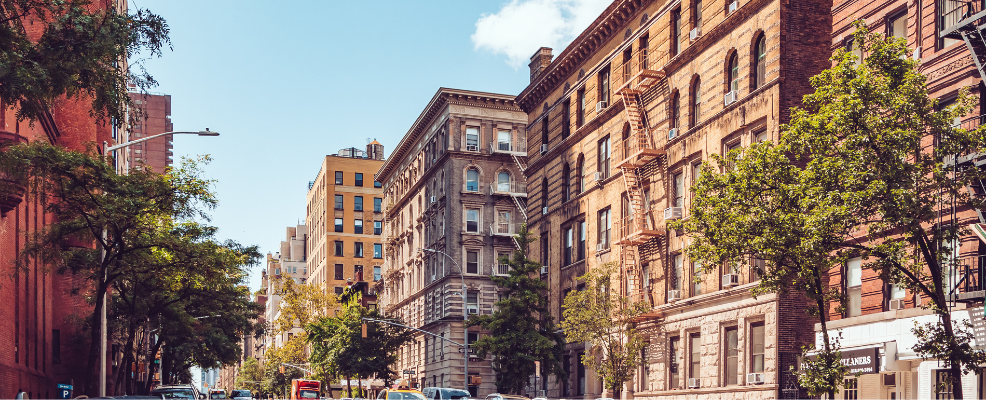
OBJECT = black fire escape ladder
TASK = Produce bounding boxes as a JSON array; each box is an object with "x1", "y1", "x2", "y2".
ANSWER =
[{"x1": 941, "y1": 3, "x2": 986, "y2": 84}]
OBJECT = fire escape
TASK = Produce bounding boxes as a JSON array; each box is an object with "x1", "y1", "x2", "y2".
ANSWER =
[
  {"x1": 490, "y1": 140, "x2": 529, "y2": 249},
  {"x1": 612, "y1": 48, "x2": 666, "y2": 309}
]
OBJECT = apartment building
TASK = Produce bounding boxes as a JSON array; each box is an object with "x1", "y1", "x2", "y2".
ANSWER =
[
  {"x1": 813, "y1": 1, "x2": 986, "y2": 399},
  {"x1": 261, "y1": 225, "x2": 309, "y2": 349},
  {"x1": 126, "y1": 92, "x2": 174, "y2": 172},
  {"x1": 516, "y1": 0, "x2": 830, "y2": 398},
  {"x1": 375, "y1": 88, "x2": 527, "y2": 396},
  {"x1": 306, "y1": 145, "x2": 385, "y2": 305}
]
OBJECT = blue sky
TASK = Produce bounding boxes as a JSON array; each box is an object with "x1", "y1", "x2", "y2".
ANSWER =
[{"x1": 132, "y1": 0, "x2": 611, "y2": 290}]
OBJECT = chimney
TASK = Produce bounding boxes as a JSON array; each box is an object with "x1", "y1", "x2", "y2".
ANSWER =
[
  {"x1": 367, "y1": 139, "x2": 385, "y2": 161},
  {"x1": 529, "y1": 47, "x2": 553, "y2": 82}
]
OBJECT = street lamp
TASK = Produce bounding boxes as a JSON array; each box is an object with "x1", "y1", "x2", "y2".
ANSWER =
[
  {"x1": 98, "y1": 129, "x2": 219, "y2": 396},
  {"x1": 419, "y1": 248, "x2": 469, "y2": 393}
]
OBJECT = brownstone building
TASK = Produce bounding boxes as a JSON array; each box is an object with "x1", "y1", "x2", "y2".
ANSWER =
[
  {"x1": 126, "y1": 92, "x2": 174, "y2": 172},
  {"x1": 376, "y1": 88, "x2": 527, "y2": 396},
  {"x1": 516, "y1": 0, "x2": 830, "y2": 398}
]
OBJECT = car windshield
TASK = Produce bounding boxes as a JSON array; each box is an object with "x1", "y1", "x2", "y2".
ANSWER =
[
  {"x1": 300, "y1": 390, "x2": 319, "y2": 399},
  {"x1": 151, "y1": 389, "x2": 196, "y2": 399},
  {"x1": 231, "y1": 391, "x2": 251, "y2": 398},
  {"x1": 212, "y1": 393, "x2": 227, "y2": 399},
  {"x1": 444, "y1": 390, "x2": 470, "y2": 400},
  {"x1": 389, "y1": 393, "x2": 427, "y2": 400}
]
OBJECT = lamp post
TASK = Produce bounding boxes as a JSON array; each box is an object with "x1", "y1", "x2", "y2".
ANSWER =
[
  {"x1": 98, "y1": 129, "x2": 219, "y2": 396},
  {"x1": 419, "y1": 248, "x2": 469, "y2": 393}
]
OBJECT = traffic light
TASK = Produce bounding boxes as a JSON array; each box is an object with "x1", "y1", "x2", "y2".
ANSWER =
[
  {"x1": 361, "y1": 323, "x2": 367, "y2": 338},
  {"x1": 279, "y1": 365, "x2": 285, "y2": 374}
]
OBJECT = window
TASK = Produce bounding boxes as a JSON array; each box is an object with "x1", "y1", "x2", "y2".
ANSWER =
[
  {"x1": 888, "y1": 10, "x2": 907, "y2": 39},
  {"x1": 598, "y1": 209, "x2": 611, "y2": 249},
  {"x1": 846, "y1": 257, "x2": 862, "y2": 316},
  {"x1": 355, "y1": 173, "x2": 364, "y2": 187},
  {"x1": 751, "y1": 257, "x2": 764, "y2": 281},
  {"x1": 354, "y1": 219, "x2": 363, "y2": 234},
  {"x1": 725, "y1": 141, "x2": 740, "y2": 169},
  {"x1": 374, "y1": 197, "x2": 382, "y2": 212},
  {"x1": 466, "y1": 209, "x2": 479, "y2": 233},
  {"x1": 335, "y1": 264, "x2": 344, "y2": 280},
  {"x1": 753, "y1": 35, "x2": 766, "y2": 90},
  {"x1": 667, "y1": 335, "x2": 681, "y2": 388},
  {"x1": 354, "y1": 265, "x2": 364, "y2": 281},
  {"x1": 334, "y1": 241, "x2": 343, "y2": 256},
  {"x1": 564, "y1": 226, "x2": 574, "y2": 266},
  {"x1": 467, "y1": 291, "x2": 478, "y2": 313},
  {"x1": 599, "y1": 66, "x2": 610, "y2": 105},
  {"x1": 374, "y1": 243, "x2": 383, "y2": 259},
  {"x1": 672, "y1": 172, "x2": 685, "y2": 207},
  {"x1": 354, "y1": 196, "x2": 363, "y2": 211},
  {"x1": 753, "y1": 128, "x2": 769, "y2": 143},
  {"x1": 598, "y1": 137, "x2": 611, "y2": 179},
  {"x1": 541, "y1": 112, "x2": 550, "y2": 149},
  {"x1": 845, "y1": 37, "x2": 864, "y2": 63},
  {"x1": 935, "y1": 370, "x2": 954, "y2": 399},
  {"x1": 374, "y1": 181, "x2": 382, "y2": 188},
  {"x1": 671, "y1": 8, "x2": 681, "y2": 56},
  {"x1": 562, "y1": 99, "x2": 571, "y2": 138},
  {"x1": 844, "y1": 377, "x2": 859, "y2": 399},
  {"x1": 562, "y1": 164, "x2": 571, "y2": 202},
  {"x1": 497, "y1": 171, "x2": 510, "y2": 192},
  {"x1": 466, "y1": 251, "x2": 479, "y2": 274},
  {"x1": 335, "y1": 171, "x2": 344, "y2": 185},
  {"x1": 672, "y1": 254, "x2": 683, "y2": 291},
  {"x1": 690, "y1": 78, "x2": 702, "y2": 127},
  {"x1": 578, "y1": 220, "x2": 586, "y2": 261},
  {"x1": 466, "y1": 127, "x2": 479, "y2": 151},
  {"x1": 576, "y1": 156, "x2": 585, "y2": 193},
  {"x1": 335, "y1": 218, "x2": 344, "y2": 233},
  {"x1": 940, "y1": 0, "x2": 964, "y2": 48},
  {"x1": 497, "y1": 129, "x2": 511, "y2": 151},
  {"x1": 693, "y1": 0, "x2": 702, "y2": 30},
  {"x1": 466, "y1": 169, "x2": 479, "y2": 192},
  {"x1": 724, "y1": 327, "x2": 738, "y2": 385},
  {"x1": 692, "y1": 260, "x2": 702, "y2": 295},
  {"x1": 750, "y1": 322, "x2": 764, "y2": 373},
  {"x1": 577, "y1": 88, "x2": 586, "y2": 127},
  {"x1": 497, "y1": 210, "x2": 511, "y2": 234},
  {"x1": 334, "y1": 286, "x2": 344, "y2": 295},
  {"x1": 670, "y1": 92, "x2": 680, "y2": 130},
  {"x1": 689, "y1": 333, "x2": 701, "y2": 380},
  {"x1": 726, "y1": 53, "x2": 739, "y2": 94},
  {"x1": 335, "y1": 195, "x2": 344, "y2": 210},
  {"x1": 374, "y1": 221, "x2": 383, "y2": 235},
  {"x1": 354, "y1": 242, "x2": 364, "y2": 258},
  {"x1": 373, "y1": 266, "x2": 381, "y2": 281}
]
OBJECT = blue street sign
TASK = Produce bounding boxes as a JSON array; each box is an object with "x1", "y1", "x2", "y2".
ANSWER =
[{"x1": 56, "y1": 384, "x2": 72, "y2": 399}]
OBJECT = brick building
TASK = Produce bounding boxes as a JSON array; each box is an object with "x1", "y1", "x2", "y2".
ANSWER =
[
  {"x1": 516, "y1": 0, "x2": 830, "y2": 398},
  {"x1": 126, "y1": 92, "x2": 174, "y2": 173},
  {"x1": 375, "y1": 88, "x2": 527, "y2": 396},
  {"x1": 812, "y1": 1, "x2": 986, "y2": 398},
  {"x1": 261, "y1": 225, "x2": 310, "y2": 350},
  {"x1": 306, "y1": 145, "x2": 385, "y2": 306}
]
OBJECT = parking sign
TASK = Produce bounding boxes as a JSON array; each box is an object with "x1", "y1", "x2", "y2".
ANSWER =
[{"x1": 56, "y1": 384, "x2": 72, "y2": 399}]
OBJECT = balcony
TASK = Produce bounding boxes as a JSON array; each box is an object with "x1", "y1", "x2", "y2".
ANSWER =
[
  {"x1": 947, "y1": 254, "x2": 985, "y2": 303},
  {"x1": 489, "y1": 182, "x2": 528, "y2": 197},
  {"x1": 494, "y1": 262, "x2": 511, "y2": 276},
  {"x1": 490, "y1": 136, "x2": 527, "y2": 156},
  {"x1": 612, "y1": 48, "x2": 665, "y2": 95},
  {"x1": 614, "y1": 210, "x2": 665, "y2": 245},
  {"x1": 615, "y1": 130, "x2": 665, "y2": 169},
  {"x1": 489, "y1": 222, "x2": 522, "y2": 237}
]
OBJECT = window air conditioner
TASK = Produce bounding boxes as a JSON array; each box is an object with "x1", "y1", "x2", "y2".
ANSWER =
[
  {"x1": 541, "y1": 144, "x2": 549, "y2": 154},
  {"x1": 728, "y1": 0, "x2": 739, "y2": 13},
  {"x1": 596, "y1": 243, "x2": 604, "y2": 252},
  {"x1": 724, "y1": 90, "x2": 738, "y2": 106},
  {"x1": 596, "y1": 101, "x2": 608, "y2": 113},
  {"x1": 466, "y1": 145, "x2": 479, "y2": 152},
  {"x1": 467, "y1": 306, "x2": 479, "y2": 315},
  {"x1": 687, "y1": 378, "x2": 700, "y2": 388},
  {"x1": 669, "y1": 128, "x2": 678, "y2": 140},
  {"x1": 664, "y1": 207, "x2": 683, "y2": 221},
  {"x1": 747, "y1": 373, "x2": 765, "y2": 385},
  {"x1": 430, "y1": 196, "x2": 437, "y2": 203},
  {"x1": 542, "y1": 206, "x2": 549, "y2": 215},
  {"x1": 690, "y1": 27, "x2": 701, "y2": 41},
  {"x1": 541, "y1": 266, "x2": 549, "y2": 274},
  {"x1": 889, "y1": 298, "x2": 906, "y2": 310},
  {"x1": 722, "y1": 273, "x2": 740, "y2": 288},
  {"x1": 667, "y1": 289, "x2": 682, "y2": 302},
  {"x1": 594, "y1": 172, "x2": 603, "y2": 182}
]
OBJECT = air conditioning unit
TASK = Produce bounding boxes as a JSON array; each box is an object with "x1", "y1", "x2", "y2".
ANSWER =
[
  {"x1": 430, "y1": 196, "x2": 437, "y2": 203},
  {"x1": 747, "y1": 372, "x2": 765, "y2": 385},
  {"x1": 596, "y1": 243, "x2": 604, "y2": 252},
  {"x1": 541, "y1": 266, "x2": 549, "y2": 274},
  {"x1": 594, "y1": 172, "x2": 603, "y2": 182},
  {"x1": 669, "y1": 128, "x2": 678, "y2": 140},
  {"x1": 722, "y1": 273, "x2": 740, "y2": 288},
  {"x1": 467, "y1": 307, "x2": 479, "y2": 315},
  {"x1": 542, "y1": 206, "x2": 549, "y2": 215},
  {"x1": 431, "y1": 274, "x2": 437, "y2": 281},
  {"x1": 667, "y1": 290, "x2": 682, "y2": 302},
  {"x1": 596, "y1": 101, "x2": 608, "y2": 113},
  {"x1": 690, "y1": 27, "x2": 701, "y2": 41},
  {"x1": 466, "y1": 145, "x2": 479, "y2": 152},
  {"x1": 724, "y1": 90, "x2": 738, "y2": 106},
  {"x1": 889, "y1": 298, "x2": 906, "y2": 310},
  {"x1": 540, "y1": 144, "x2": 549, "y2": 154},
  {"x1": 728, "y1": 0, "x2": 739, "y2": 13},
  {"x1": 687, "y1": 378, "x2": 700, "y2": 388},
  {"x1": 664, "y1": 207, "x2": 683, "y2": 221}
]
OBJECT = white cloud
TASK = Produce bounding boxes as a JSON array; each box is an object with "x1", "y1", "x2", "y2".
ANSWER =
[{"x1": 472, "y1": 0, "x2": 613, "y2": 69}]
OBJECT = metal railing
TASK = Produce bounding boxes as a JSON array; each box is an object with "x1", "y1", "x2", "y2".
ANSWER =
[
  {"x1": 489, "y1": 181, "x2": 528, "y2": 196},
  {"x1": 490, "y1": 136, "x2": 528, "y2": 155},
  {"x1": 615, "y1": 210, "x2": 659, "y2": 240},
  {"x1": 611, "y1": 48, "x2": 664, "y2": 92},
  {"x1": 940, "y1": 0, "x2": 984, "y2": 32},
  {"x1": 946, "y1": 253, "x2": 985, "y2": 301},
  {"x1": 615, "y1": 131, "x2": 656, "y2": 165},
  {"x1": 490, "y1": 222, "x2": 523, "y2": 236},
  {"x1": 494, "y1": 263, "x2": 511, "y2": 276}
]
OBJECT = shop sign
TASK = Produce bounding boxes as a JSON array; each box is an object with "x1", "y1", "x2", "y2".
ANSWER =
[{"x1": 804, "y1": 346, "x2": 880, "y2": 375}]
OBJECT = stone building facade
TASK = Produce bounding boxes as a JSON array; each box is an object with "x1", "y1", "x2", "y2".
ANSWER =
[
  {"x1": 515, "y1": 0, "x2": 830, "y2": 399},
  {"x1": 126, "y1": 92, "x2": 173, "y2": 172},
  {"x1": 261, "y1": 225, "x2": 310, "y2": 350},
  {"x1": 375, "y1": 88, "x2": 527, "y2": 396}
]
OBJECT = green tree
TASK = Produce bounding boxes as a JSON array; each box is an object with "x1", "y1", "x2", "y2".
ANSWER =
[
  {"x1": 467, "y1": 227, "x2": 566, "y2": 394},
  {"x1": 262, "y1": 335, "x2": 308, "y2": 397},
  {"x1": 0, "y1": 0, "x2": 170, "y2": 125},
  {"x1": 271, "y1": 275, "x2": 337, "y2": 336},
  {"x1": 561, "y1": 263, "x2": 647, "y2": 398},
  {"x1": 236, "y1": 357, "x2": 263, "y2": 393},
  {"x1": 675, "y1": 23, "x2": 986, "y2": 398}
]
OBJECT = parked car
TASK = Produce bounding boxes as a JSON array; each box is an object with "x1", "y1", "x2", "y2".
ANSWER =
[
  {"x1": 484, "y1": 394, "x2": 528, "y2": 400},
  {"x1": 150, "y1": 384, "x2": 203, "y2": 399},
  {"x1": 376, "y1": 388, "x2": 426, "y2": 400},
  {"x1": 210, "y1": 389, "x2": 228, "y2": 399},
  {"x1": 420, "y1": 387, "x2": 469, "y2": 400},
  {"x1": 230, "y1": 389, "x2": 253, "y2": 400}
]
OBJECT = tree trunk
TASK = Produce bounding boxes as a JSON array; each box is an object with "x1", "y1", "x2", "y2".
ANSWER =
[
  {"x1": 85, "y1": 279, "x2": 109, "y2": 395},
  {"x1": 143, "y1": 337, "x2": 163, "y2": 394}
]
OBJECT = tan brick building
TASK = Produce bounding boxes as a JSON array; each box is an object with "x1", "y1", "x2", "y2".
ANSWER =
[
  {"x1": 516, "y1": 0, "x2": 830, "y2": 398},
  {"x1": 306, "y1": 146, "x2": 385, "y2": 306},
  {"x1": 375, "y1": 88, "x2": 527, "y2": 396}
]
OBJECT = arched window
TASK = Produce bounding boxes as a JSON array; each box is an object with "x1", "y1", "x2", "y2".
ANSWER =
[
  {"x1": 726, "y1": 53, "x2": 739, "y2": 94},
  {"x1": 466, "y1": 168, "x2": 479, "y2": 192},
  {"x1": 753, "y1": 35, "x2": 766, "y2": 90},
  {"x1": 670, "y1": 91, "x2": 680, "y2": 131},
  {"x1": 562, "y1": 163, "x2": 571, "y2": 202},
  {"x1": 497, "y1": 171, "x2": 511, "y2": 192},
  {"x1": 576, "y1": 155, "x2": 585, "y2": 193},
  {"x1": 690, "y1": 77, "x2": 702, "y2": 127}
]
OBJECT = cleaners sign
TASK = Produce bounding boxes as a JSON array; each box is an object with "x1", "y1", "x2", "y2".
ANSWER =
[{"x1": 804, "y1": 347, "x2": 880, "y2": 375}]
